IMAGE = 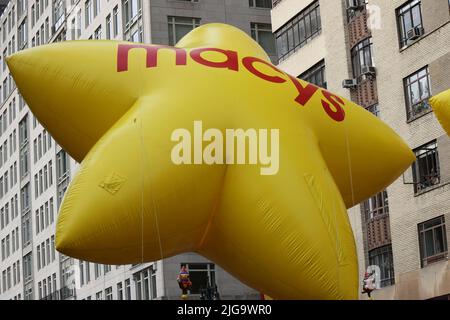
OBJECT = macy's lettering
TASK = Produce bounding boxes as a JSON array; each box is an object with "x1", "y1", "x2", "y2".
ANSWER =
[{"x1": 117, "y1": 44, "x2": 346, "y2": 122}]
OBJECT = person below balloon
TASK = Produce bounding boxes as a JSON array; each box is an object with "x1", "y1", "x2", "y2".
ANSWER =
[
  {"x1": 177, "y1": 264, "x2": 192, "y2": 299},
  {"x1": 361, "y1": 271, "x2": 376, "y2": 300}
]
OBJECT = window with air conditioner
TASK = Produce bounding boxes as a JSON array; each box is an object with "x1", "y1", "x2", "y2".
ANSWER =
[
  {"x1": 351, "y1": 37, "x2": 374, "y2": 80},
  {"x1": 346, "y1": 0, "x2": 368, "y2": 22},
  {"x1": 397, "y1": 0, "x2": 424, "y2": 48}
]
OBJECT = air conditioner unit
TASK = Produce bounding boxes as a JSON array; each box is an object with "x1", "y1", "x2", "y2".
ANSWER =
[
  {"x1": 342, "y1": 79, "x2": 358, "y2": 89},
  {"x1": 361, "y1": 65, "x2": 376, "y2": 77},
  {"x1": 407, "y1": 27, "x2": 424, "y2": 41},
  {"x1": 346, "y1": 0, "x2": 364, "y2": 10}
]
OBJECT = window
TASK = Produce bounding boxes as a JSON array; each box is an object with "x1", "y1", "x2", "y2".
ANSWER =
[
  {"x1": 106, "y1": 15, "x2": 112, "y2": 39},
  {"x1": 20, "y1": 147, "x2": 29, "y2": 178},
  {"x1": 362, "y1": 190, "x2": 389, "y2": 222},
  {"x1": 105, "y1": 287, "x2": 113, "y2": 300},
  {"x1": 17, "y1": 19, "x2": 28, "y2": 50},
  {"x1": 250, "y1": 23, "x2": 276, "y2": 57},
  {"x1": 96, "y1": 291, "x2": 103, "y2": 300},
  {"x1": 299, "y1": 60, "x2": 326, "y2": 89},
  {"x1": 21, "y1": 183, "x2": 31, "y2": 213},
  {"x1": 397, "y1": 0, "x2": 423, "y2": 48},
  {"x1": 366, "y1": 104, "x2": 380, "y2": 117},
  {"x1": 76, "y1": 10, "x2": 81, "y2": 39},
  {"x1": 94, "y1": 25, "x2": 102, "y2": 39},
  {"x1": 418, "y1": 216, "x2": 448, "y2": 267},
  {"x1": 133, "y1": 267, "x2": 156, "y2": 300},
  {"x1": 51, "y1": 235, "x2": 55, "y2": 261},
  {"x1": 83, "y1": 262, "x2": 90, "y2": 285},
  {"x1": 275, "y1": 1, "x2": 321, "y2": 62},
  {"x1": 125, "y1": 279, "x2": 131, "y2": 300},
  {"x1": 117, "y1": 282, "x2": 123, "y2": 300},
  {"x1": 368, "y1": 245, "x2": 395, "y2": 288},
  {"x1": 351, "y1": 37, "x2": 374, "y2": 79},
  {"x1": 23, "y1": 253, "x2": 33, "y2": 283},
  {"x1": 56, "y1": 150, "x2": 70, "y2": 183},
  {"x1": 94, "y1": 0, "x2": 101, "y2": 17},
  {"x1": 346, "y1": 0, "x2": 368, "y2": 22},
  {"x1": 412, "y1": 141, "x2": 440, "y2": 193},
  {"x1": 123, "y1": 0, "x2": 142, "y2": 28},
  {"x1": 249, "y1": 0, "x2": 271, "y2": 8},
  {"x1": 37, "y1": 245, "x2": 42, "y2": 269},
  {"x1": 94, "y1": 263, "x2": 101, "y2": 279},
  {"x1": 183, "y1": 263, "x2": 215, "y2": 294},
  {"x1": 19, "y1": 115, "x2": 28, "y2": 146},
  {"x1": 404, "y1": 67, "x2": 431, "y2": 120},
  {"x1": 85, "y1": 0, "x2": 93, "y2": 28},
  {"x1": 168, "y1": 16, "x2": 201, "y2": 46}
]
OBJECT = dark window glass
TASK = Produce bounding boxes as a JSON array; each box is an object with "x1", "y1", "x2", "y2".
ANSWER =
[{"x1": 299, "y1": 60, "x2": 326, "y2": 89}]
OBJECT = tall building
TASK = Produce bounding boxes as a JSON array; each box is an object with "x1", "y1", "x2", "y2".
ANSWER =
[
  {"x1": 272, "y1": 0, "x2": 450, "y2": 299},
  {"x1": 0, "y1": 0, "x2": 275, "y2": 300}
]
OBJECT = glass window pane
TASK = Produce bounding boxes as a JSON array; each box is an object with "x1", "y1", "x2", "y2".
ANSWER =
[
  {"x1": 410, "y1": 82, "x2": 420, "y2": 105},
  {"x1": 412, "y1": 5, "x2": 421, "y2": 27},
  {"x1": 419, "y1": 76, "x2": 430, "y2": 100},
  {"x1": 434, "y1": 227, "x2": 445, "y2": 254},
  {"x1": 425, "y1": 229, "x2": 435, "y2": 257}
]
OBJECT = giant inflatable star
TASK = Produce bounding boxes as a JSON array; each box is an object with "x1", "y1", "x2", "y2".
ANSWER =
[{"x1": 7, "y1": 24, "x2": 414, "y2": 299}]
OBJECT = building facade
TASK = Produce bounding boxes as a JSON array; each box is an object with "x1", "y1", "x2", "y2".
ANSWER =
[
  {"x1": 0, "y1": 0, "x2": 275, "y2": 300},
  {"x1": 272, "y1": 0, "x2": 450, "y2": 300}
]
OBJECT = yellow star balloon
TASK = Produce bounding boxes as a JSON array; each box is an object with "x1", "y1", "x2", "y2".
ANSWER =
[
  {"x1": 7, "y1": 24, "x2": 415, "y2": 300},
  {"x1": 430, "y1": 89, "x2": 450, "y2": 136}
]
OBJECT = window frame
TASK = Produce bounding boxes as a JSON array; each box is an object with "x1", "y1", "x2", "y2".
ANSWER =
[
  {"x1": 298, "y1": 59, "x2": 326, "y2": 89},
  {"x1": 403, "y1": 66, "x2": 431, "y2": 121},
  {"x1": 418, "y1": 216, "x2": 448, "y2": 267},
  {"x1": 396, "y1": 0, "x2": 424, "y2": 49},
  {"x1": 274, "y1": 1, "x2": 321, "y2": 62},
  {"x1": 168, "y1": 16, "x2": 201, "y2": 46}
]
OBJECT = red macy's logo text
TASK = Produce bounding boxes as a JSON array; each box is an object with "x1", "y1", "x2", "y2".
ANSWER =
[{"x1": 117, "y1": 44, "x2": 346, "y2": 122}]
